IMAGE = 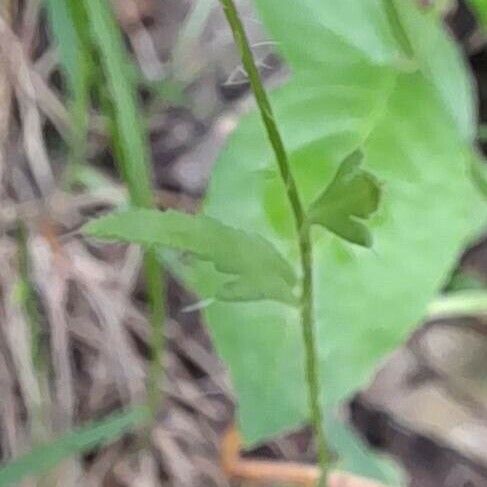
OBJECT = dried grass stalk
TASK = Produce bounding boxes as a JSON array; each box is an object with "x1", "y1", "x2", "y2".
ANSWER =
[
  {"x1": 0, "y1": 0, "x2": 11, "y2": 186},
  {"x1": 0, "y1": 15, "x2": 54, "y2": 196}
]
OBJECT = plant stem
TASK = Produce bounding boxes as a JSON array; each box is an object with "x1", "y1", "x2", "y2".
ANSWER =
[
  {"x1": 218, "y1": 0, "x2": 329, "y2": 484},
  {"x1": 82, "y1": 0, "x2": 166, "y2": 418},
  {"x1": 428, "y1": 290, "x2": 487, "y2": 319},
  {"x1": 144, "y1": 249, "x2": 166, "y2": 415},
  {"x1": 65, "y1": 0, "x2": 91, "y2": 188},
  {"x1": 299, "y1": 231, "x2": 329, "y2": 484}
]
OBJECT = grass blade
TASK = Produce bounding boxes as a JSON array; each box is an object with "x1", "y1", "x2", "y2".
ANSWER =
[
  {"x1": 0, "y1": 406, "x2": 149, "y2": 487},
  {"x1": 82, "y1": 0, "x2": 165, "y2": 414},
  {"x1": 44, "y1": 0, "x2": 91, "y2": 183},
  {"x1": 82, "y1": 0, "x2": 153, "y2": 208}
]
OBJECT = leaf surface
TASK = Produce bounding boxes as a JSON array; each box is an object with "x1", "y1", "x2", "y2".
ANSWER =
[
  {"x1": 307, "y1": 151, "x2": 381, "y2": 247},
  {"x1": 175, "y1": 0, "x2": 482, "y2": 482},
  {"x1": 86, "y1": 209, "x2": 298, "y2": 304}
]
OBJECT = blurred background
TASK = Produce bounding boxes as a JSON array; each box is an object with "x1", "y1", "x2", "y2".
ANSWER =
[{"x1": 2, "y1": 1, "x2": 487, "y2": 486}]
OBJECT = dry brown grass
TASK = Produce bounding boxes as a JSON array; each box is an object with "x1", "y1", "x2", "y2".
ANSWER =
[{"x1": 0, "y1": 2, "x2": 236, "y2": 485}]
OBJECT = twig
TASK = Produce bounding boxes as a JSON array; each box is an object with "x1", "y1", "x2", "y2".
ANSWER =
[
  {"x1": 15, "y1": 221, "x2": 51, "y2": 448},
  {"x1": 218, "y1": 0, "x2": 329, "y2": 484},
  {"x1": 221, "y1": 426, "x2": 386, "y2": 487},
  {"x1": 0, "y1": 0, "x2": 11, "y2": 184},
  {"x1": 0, "y1": 16, "x2": 55, "y2": 196}
]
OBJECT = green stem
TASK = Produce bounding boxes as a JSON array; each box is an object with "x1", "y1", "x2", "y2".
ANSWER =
[
  {"x1": 299, "y1": 231, "x2": 329, "y2": 483},
  {"x1": 218, "y1": 0, "x2": 329, "y2": 483},
  {"x1": 108, "y1": 103, "x2": 166, "y2": 419},
  {"x1": 428, "y1": 290, "x2": 487, "y2": 318},
  {"x1": 64, "y1": 7, "x2": 90, "y2": 189},
  {"x1": 83, "y1": 0, "x2": 165, "y2": 418},
  {"x1": 144, "y1": 249, "x2": 166, "y2": 415}
]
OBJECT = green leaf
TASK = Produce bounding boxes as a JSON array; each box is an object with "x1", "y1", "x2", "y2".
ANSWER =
[
  {"x1": 468, "y1": 0, "x2": 487, "y2": 28},
  {"x1": 174, "y1": 0, "x2": 482, "y2": 482},
  {"x1": 82, "y1": 0, "x2": 153, "y2": 208},
  {"x1": 85, "y1": 209, "x2": 298, "y2": 305},
  {"x1": 390, "y1": 0, "x2": 475, "y2": 142},
  {"x1": 470, "y1": 156, "x2": 487, "y2": 199},
  {"x1": 44, "y1": 0, "x2": 89, "y2": 96},
  {"x1": 0, "y1": 407, "x2": 149, "y2": 487},
  {"x1": 307, "y1": 151, "x2": 380, "y2": 247},
  {"x1": 45, "y1": 0, "x2": 91, "y2": 170}
]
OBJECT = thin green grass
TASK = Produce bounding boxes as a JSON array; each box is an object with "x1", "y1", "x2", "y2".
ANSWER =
[
  {"x1": 0, "y1": 407, "x2": 149, "y2": 487},
  {"x1": 81, "y1": 0, "x2": 165, "y2": 417},
  {"x1": 2, "y1": 1, "x2": 168, "y2": 482},
  {"x1": 47, "y1": 0, "x2": 166, "y2": 416},
  {"x1": 45, "y1": 0, "x2": 91, "y2": 186},
  {"x1": 218, "y1": 0, "x2": 330, "y2": 484}
]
